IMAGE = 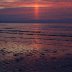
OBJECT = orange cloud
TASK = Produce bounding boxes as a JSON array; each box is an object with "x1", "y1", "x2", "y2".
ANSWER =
[{"x1": 0, "y1": 2, "x2": 72, "y2": 9}]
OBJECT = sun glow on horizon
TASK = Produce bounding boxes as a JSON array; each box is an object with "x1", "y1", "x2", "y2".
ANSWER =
[{"x1": 34, "y1": 0, "x2": 39, "y2": 19}]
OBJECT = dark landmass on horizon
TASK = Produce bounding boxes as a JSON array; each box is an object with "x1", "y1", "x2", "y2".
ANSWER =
[{"x1": 0, "y1": 19, "x2": 72, "y2": 23}]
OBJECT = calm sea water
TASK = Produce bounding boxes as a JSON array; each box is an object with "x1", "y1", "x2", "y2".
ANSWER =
[{"x1": 0, "y1": 23, "x2": 72, "y2": 72}]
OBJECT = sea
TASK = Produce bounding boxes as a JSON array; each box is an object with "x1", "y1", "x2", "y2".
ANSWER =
[{"x1": 0, "y1": 23, "x2": 72, "y2": 72}]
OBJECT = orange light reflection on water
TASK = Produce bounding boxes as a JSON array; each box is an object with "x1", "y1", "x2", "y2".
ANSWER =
[{"x1": 32, "y1": 24, "x2": 42, "y2": 50}]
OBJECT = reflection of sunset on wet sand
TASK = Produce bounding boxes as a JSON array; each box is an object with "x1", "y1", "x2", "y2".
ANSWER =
[
  {"x1": 0, "y1": 23, "x2": 72, "y2": 61},
  {"x1": 0, "y1": 23, "x2": 72, "y2": 72}
]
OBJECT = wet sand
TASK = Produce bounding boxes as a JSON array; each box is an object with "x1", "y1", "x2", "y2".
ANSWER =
[{"x1": 0, "y1": 23, "x2": 72, "y2": 72}]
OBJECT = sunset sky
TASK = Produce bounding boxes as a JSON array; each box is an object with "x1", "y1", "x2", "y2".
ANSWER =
[{"x1": 0, "y1": 0, "x2": 72, "y2": 22}]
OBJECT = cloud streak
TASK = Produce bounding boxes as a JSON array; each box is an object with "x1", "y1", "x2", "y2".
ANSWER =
[
  {"x1": 0, "y1": 0, "x2": 72, "y2": 9},
  {"x1": 0, "y1": 2, "x2": 72, "y2": 9},
  {"x1": 0, "y1": 0, "x2": 17, "y2": 2},
  {"x1": 0, "y1": 0, "x2": 72, "y2": 2},
  {"x1": 42, "y1": 0, "x2": 72, "y2": 2}
]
